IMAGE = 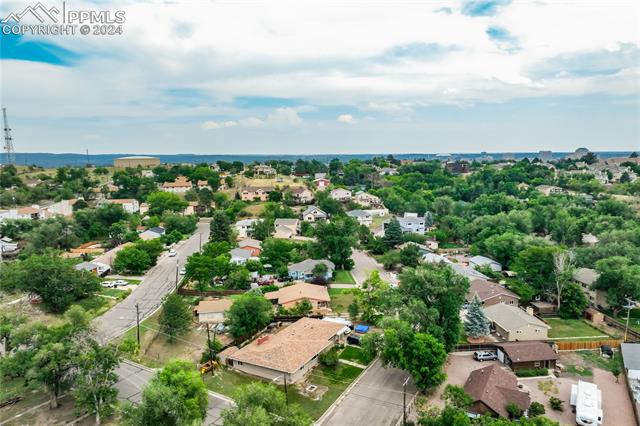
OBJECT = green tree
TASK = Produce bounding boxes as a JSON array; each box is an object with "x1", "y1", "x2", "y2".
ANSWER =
[
  {"x1": 210, "y1": 210, "x2": 234, "y2": 243},
  {"x1": 512, "y1": 245, "x2": 558, "y2": 297},
  {"x1": 222, "y1": 382, "x2": 312, "y2": 426},
  {"x1": 464, "y1": 297, "x2": 490, "y2": 339},
  {"x1": 226, "y1": 293, "x2": 273, "y2": 338},
  {"x1": 146, "y1": 191, "x2": 188, "y2": 215},
  {"x1": 314, "y1": 217, "x2": 358, "y2": 269},
  {"x1": 225, "y1": 268, "x2": 251, "y2": 290},
  {"x1": 348, "y1": 300, "x2": 359, "y2": 320},
  {"x1": 159, "y1": 294, "x2": 192, "y2": 343},
  {"x1": 186, "y1": 252, "x2": 216, "y2": 289},
  {"x1": 123, "y1": 360, "x2": 208, "y2": 426},
  {"x1": 400, "y1": 243, "x2": 421, "y2": 267},
  {"x1": 383, "y1": 218, "x2": 404, "y2": 249},
  {"x1": 290, "y1": 298, "x2": 313, "y2": 316},
  {"x1": 74, "y1": 342, "x2": 120, "y2": 425},
  {"x1": 114, "y1": 247, "x2": 152, "y2": 274},
  {"x1": 558, "y1": 283, "x2": 589, "y2": 319},
  {"x1": 441, "y1": 385, "x2": 473, "y2": 409}
]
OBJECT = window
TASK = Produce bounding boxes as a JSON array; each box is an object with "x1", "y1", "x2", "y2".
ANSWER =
[{"x1": 534, "y1": 361, "x2": 541, "y2": 367}]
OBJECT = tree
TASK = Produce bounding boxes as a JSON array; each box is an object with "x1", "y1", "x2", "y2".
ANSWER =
[
  {"x1": 558, "y1": 283, "x2": 589, "y2": 319},
  {"x1": 123, "y1": 360, "x2": 208, "y2": 426},
  {"x1": 146, "y1": 191, "x2": 188, "y2": 216},
  {"x1": 464, "y1": 297, "x2": 491, "y2": 339},
  {"x1": 553, "y1": 250, "x2": 574, "y2": 311},
  {"x1": 159, "y1": 294, "x2": 192, "y2": 343},
  {"x1": 529, "y1": 401, "x2": 546, "y2": 417},
  {"x1": 612, "y1": 364, "x2": 621, "y2": 383},
  {"x1": 114, "y1": 247, "x2": 152, "y2": 274},
  {"x1": 225, "y1": 268, "x2": 251, "y2": 290},
  {"x1": 441, "y1": 385, "x2": 473, "y2": 409},
  {"x1": 226, "y1": 293, "x2": 273, "y2": 338},
  {"x1": 222, "y1": 382, "x2": 312, "y2": 426},
  {"x1": 311, "y1": 262, "x2": 329, "y2": 284},
  {"x1": 314, "y1": 217, "x2": 358, "y2": 269},
  {"x1": 512, "y1": 245, "x2": 558, "y2": 297},
  {"x1": 290, "y1": 298, "x2": 313, "y2": 316},
  {"x1": 210, "y1": 210, "x2": 234, "y2": 243},
  {"x1": 0, "y1": 251, "x2": 100, "y2": 313},
  {"x1": 348, "y1": 300, "x2": 359, "y2": 320},
  {"x1": 186, "y1": 252, "x2": 216, "y2": 289},
  {"x1": 383, "y1": 218, "x2": 404, "y2": 249},
  {"x1": 506, "y1": 402, "x2": 523, "y2": 419},
  {"x1": 400, "y1": 243, "x2": 421, "y2": 267},
  {"x1": 74, "y1": 342, "x2": 120, "y2": 425}
]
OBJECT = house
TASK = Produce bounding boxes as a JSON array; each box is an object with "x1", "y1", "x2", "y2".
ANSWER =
[
  {"x1": 330, "y1": 188, "x2": 352, "y2": 202},
  {"x1": 314, "y1": 173, "x2": 327, "y2": 180},
  {"x1": 264, "y1": 283, "x2": 331, "y2": 312},
  {"x1": 529, "y1": 301, "x2": 557, "y2": 315},
  {"x1": 0, "y1": 205, "x2": 45, "y2": 222},
  {"x1": 581, "y1": 233, "x2": 599, "y2": 245},
  {"x1": 302, "y1": 206, "x2": 328, "y2": 223},
  {"x1": 289, "y1": 187, "x2": 314, "y2": 204},
  {"x1": 235, "y1": 219, "x2": 261, "y2": 239},
  {"x1": 104, "y1": 198, "x2": 140, "y2": 213},
  {"x1": 194, "y1": 299, "x2": 233, "y2": 323},
  {"x1": 43, "y1": 199, "x2": 77, "y2": 217},
  {"x1": 314, "y1": 177, "x2": 331, "y2": 190},
  {"x1": 397, "y1": 213, "x2": 426, "y2": 234},
  {"x1": 495, "y1": 342, "x2": 559, "y2": 372},
  {"x1": 469, "y1": 255, "x2": 502, "y2": 272},
  {"x1": 422, "y1": 252, "x2": 452, "y2": 264},
  {"x1": 354, "y1": 191, "x2": 382, "y2": 208},
  {"x1": 346, "y1": 209, "x2": 373, "y2": 226},
  {"x1": 445, "y1": 161, "x2": 470, "y2": 174},
  {"x1": 161, "y1": 176, "x2": 193, "y2": 193},
  {"x1": 464, "y1": 364, "x2": 530, "y2": 419},
  {"x1": 536, "y1": 185, "x2": 565, "y2": 196},
  {"x1": 451, "y1": 263, "x2": 490, "y2": 280},
  {"x1": 254, "y1": 165, "x2": 277, "y2": 176},
  {"x1": 398, "y1": 242, "x2": 432, "y2": 255},
  {"x1": 288, "y1": 259, "x2": 335, "y2": 281},
  {"x1": 620, "y1": 343, "x2": 640, "y2": 408},
  {"x1": 196, "y1": 180, "x2": 210, "y2": 190},
  {"x1": 74, "y1": 261, "x2": 110, "y2": 276},
  {"x1": 484, "y1": 304, "x2": 550, "y2": 341},
  {"x1": 573, "y1": 267, "x2": 601, "y2": 307},
  {"x1": 241, "y1": 186, "x2": 274, "y2": 202},
  {"x1": 139, "y1": 226, "x2": 165, "y2": 240},
  {"x1": 379, "y1": 167, "x2": 398, "y2": 176},
  {"x1": 230, "y1": 248, "x2": 255, "y2": 265},
  {"x1": 0, "y1": 237, "x2": 19, "y2": 255},
  {"x1": 238, "y1": 238, "x2": 262, "y2": 257},
  {"x1": 218, "y1": 317, "x2": 349, "y2": 383},
  {"x1": 273, "y1": 218, "x2": 299, "y2": 239},
  {"x1": 466, "y1": 279, "x2": 519, "y2": 307}
]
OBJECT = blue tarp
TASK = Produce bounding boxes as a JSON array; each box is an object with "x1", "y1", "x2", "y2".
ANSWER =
[{"x1": 354, "y1": 324, "x2": 369, "y2": 333}]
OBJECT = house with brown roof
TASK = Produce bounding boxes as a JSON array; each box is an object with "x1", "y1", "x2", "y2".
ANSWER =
[
  {"x1": 466, "y1": 279, "x2": 520, "y2": 307},
  {"x1": 288, "y1": 187, "x2": 314, "y2": 204},
  {"x1": 495, "y1": 342, "x2": 559, "y2": 372},
  {"x1": 161, "y1": 176, "x2": 193, "y2": 193},
  {"x1": 241, "y1": 186, "x2": 274, "y2": 202},
  {"x1": 218, "y1": 317, "x2": 349, "y2": 383},
  {"x1": 194, "y1": 299, "x2": 233, "y2": 323},
  {"x1": 264, "y1": 283, "x2": 331, "y2": 312},
  {"x1": 464, "y1": 364, "x2": 531, "y2": 418}
]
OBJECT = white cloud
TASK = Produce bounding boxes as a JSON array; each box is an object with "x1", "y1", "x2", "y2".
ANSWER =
[
  {"x1": 337, "y1": 114, "x2": 356, "y2": 124},
  {"x1": 265, "y1": 108, "x2": 302, "y2": 126},
  {"x1": 201, "y1": 120, "x2": 238, "y2": 130}
]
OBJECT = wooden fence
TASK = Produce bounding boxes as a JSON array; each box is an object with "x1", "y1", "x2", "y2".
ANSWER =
[
  {"x1": 177, "y1": 288, "x2": 246, "y2": 296},
  {"x1": 555, "y1": 339, "x2": 623, "y2": 351}
]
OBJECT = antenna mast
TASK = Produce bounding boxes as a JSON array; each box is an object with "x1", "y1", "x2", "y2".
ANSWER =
[{"x1": 3, "y1": 108, "x2": 16, "y2": 166}]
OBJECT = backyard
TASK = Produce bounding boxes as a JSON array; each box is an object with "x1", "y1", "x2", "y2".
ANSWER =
[
  {"x1": 328, "y1": 288, "x2": 355, "y2": 314},
  {"x1": 546, "y1": 318, "x2": 615, "y2": 341},
  {"x1": 339, "y1": 346, "x2": 371, "y2": 366}
]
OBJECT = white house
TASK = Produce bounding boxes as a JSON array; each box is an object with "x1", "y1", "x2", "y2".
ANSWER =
[
  {"x1": 273, "y1": 218, "x2": 299, "y2": 239},
  {"x1": 346, "y1": 209, "x2": 373, "y2": 226},
  {"x1": 139, "y1": 226, "x2": 165, "y2": 240},
  {"x1": 354, "y1": 191, "x2": 382, "y2": 208},
  {"x1": 397, "y1": 213, "x2": 426, "y2": 234},
  {"x1": 161, "y1": 176, "x2": 193, "y2": 193},
  {"x1": 230, "y1": 248, "x2": 255, "y2": 265},
  {"x1": 330, "y1": 188, "x2": 352, "y2": 202},
  {"x1": 104, "y1": 198, "x2": 140, "y2": 213},
  {"x1": 234, "y1": 219, "x2": 261, "y2": 239},
  {"x1": 302, "y1": 206, "x2": 328, "y2": 223}
]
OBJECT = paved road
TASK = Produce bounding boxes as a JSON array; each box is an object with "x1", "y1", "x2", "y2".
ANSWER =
[
  {"x1": 115, "y1": 361, "x2": 233, "y2": 425},
  {"x1": 351, "y1": 249, "x2": 398, "y2": 287},
  {"x1": 319, "y1": 358, "x2": 417, "y2": 426},
  {"x1": 94, "y1": 221, "x2": 210, "y2": 342}
]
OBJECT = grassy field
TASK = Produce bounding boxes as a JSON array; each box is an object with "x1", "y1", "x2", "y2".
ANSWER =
[
  {"x1": 242, "y1": 203, "x2": 267, "y2": 217},
  {"x1": 339, "y1": 346, "x2": 371, "y2": 365},
  {"x1": 73, "y1": 295, "x2": 117, "y2": 319},
  {"x1": 333, "y1": 270, "x2": 356, "y2": 284},
  {"x1": 328, "y1": 288, "x2": 355, "y2": 314},
  {"x1": 546, "y1": 318, "x2": 611, "y2": 340}
]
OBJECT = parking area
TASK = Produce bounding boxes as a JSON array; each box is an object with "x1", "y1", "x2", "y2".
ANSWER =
[{"x1": 428, "y1": 352, "x2": 636, "y2": 426}]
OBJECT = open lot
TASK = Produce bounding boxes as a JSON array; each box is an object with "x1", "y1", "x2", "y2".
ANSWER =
[
  {"x1": 328, "y1": 288, "x2": 355, "y2": 314},
  {"x1": 546, "y1": 318, "x2": 613, "y2": 341}
]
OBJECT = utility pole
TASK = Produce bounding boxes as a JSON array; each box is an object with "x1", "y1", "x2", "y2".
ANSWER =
[
  {"x1": 135, "y1": 303, "x2": 140, "y2": 347},
  {"x1": 2, "y1": 107, "x2": 16, "y2": 166},
  {"x1": 206, "y1": 323, "x2": 216, "y2": 376},
  {"x1": 624, "y1": 297, "x2": 637, "y2": 343},
  {"x1": 402, "y1": 376, "x2": 410, "y2": 426},
  {"x1": 199, "y1": 233, "x2": 202, "y2": 253},
  {"x1": 283, "y1": 374, "x2": 289, "y2": 407}
]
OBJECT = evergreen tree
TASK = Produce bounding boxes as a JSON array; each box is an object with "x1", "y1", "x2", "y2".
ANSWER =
[
  {"x1": 383, "y1": 218, "x2": 404, "y2": 249},
  {"x1": 464, "y1": 297, "x2": 490, "y2": 339},
  {"x1": 159, "y1": 294, "x2": 192, "y2": 343},
  {"x1": 210, "y1": 210, "x2": 233, "y2": 243}
]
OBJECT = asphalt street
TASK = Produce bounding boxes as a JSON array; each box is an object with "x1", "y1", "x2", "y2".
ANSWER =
[
  {"x1": 115, "y1": 360, "x2": 233, "y2": 425},
  {"x1": 319, "y1": 358, "x2": 417, "y2": 426},
  {"x1": 350, "y1": 249, "x2": 398, "y2": 287},
  {"x1": 94, "y1": 220, "x2": 210, "y2": 342}
]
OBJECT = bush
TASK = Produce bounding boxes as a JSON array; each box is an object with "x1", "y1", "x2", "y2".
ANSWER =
[
  {"x1": 515, "y1": 368, "x2": 548, "y2": 377},
  {"x1": 549, "y1": 396, "x2": 563, "y2": 411},
  {"x1": 505, "y1": 402, "x2": 523, "y2": 419},
  {"x1": 319, "y1": 348, "x2": 339, "y2": 367},
  {"x1": 529, "y1": 401, "x2": 546, "y2": 417}
]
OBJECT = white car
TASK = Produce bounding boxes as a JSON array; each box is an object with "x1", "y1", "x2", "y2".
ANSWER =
[
  {"x1": 180, "y1": 267, "x2": 186, "y2": 275},
  {"x1": 168, "y1": 249, "x2": 177, "y2": 257},
  {"x1": 113, "y1": 280, "x2": 129, "y2": 287},
  {"x1": 101, "y1": 281, "x2": 116, "y2": 288}
]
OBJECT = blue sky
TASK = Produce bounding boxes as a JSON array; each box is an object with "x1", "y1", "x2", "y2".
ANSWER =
[{"x1": 0, "y1": 0, "x2": 638, "y2": 154}]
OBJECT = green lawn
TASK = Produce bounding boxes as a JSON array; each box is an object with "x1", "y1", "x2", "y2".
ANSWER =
[
  {"x1": 100, "y1": 287, "x2": 126, "y2": 297},
  {"x1": 339, "y1": 346, "x2": 371, "y2": 365},
  {"x1": 72, "y1": 295, "x2": 116, "y2": 319},
  {"x1": 328, "y1": 288, "x2": 355, "y2": 314},
  {"x1": 333, "y1": 270, "x2": 356, "y2": 285},
  {"x1": 204, "y1": 363, "x2": 364, "y2": 420},
  {"x1": 546, "y1": 318, "x2": 611, "y2": 340}
]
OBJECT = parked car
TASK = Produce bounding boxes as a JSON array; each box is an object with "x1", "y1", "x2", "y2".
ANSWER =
[
  {"x1": 215, "y1": 323, "x2": 226, "y2": 333},
  {"x1": 179, "y1": 267, "x2": 186, "y2": 275},
  {"x1": 113, "y1": 279, "x2": 128, "y2": 287},
  {"x1": 347, "y1": 335, "x2": 361, "y2": 346},
  {"x1": 168, "y1": 249, "x2": 177, "y2": 257},
  {"x1": 473, "y1": 350, "x2": 498, "y2": 362},
  {"x1": 101, "y1": 281, "x2": 116, "y2": 288}
]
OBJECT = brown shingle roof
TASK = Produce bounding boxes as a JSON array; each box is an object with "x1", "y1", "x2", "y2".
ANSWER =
[
  {"x1": 162, "y1": 176, "x2": 192, "y2": 188},
  {"x1": 496, "y1": 342, "x2": 559, "y2": 363},
  {"x1": 195, "y1": 299, "x2": 233, "y2": 314},
  {"x1": 227, "y1": 317, "x2": 346, "y2": 373},
  {"x1": 467, "y1": 279, "x2": 520, "y2": 303},
  {"x1": 464, "y1": 364, "x2": 530, "y2": 418},
  {"x1": 264, "y1": 283, "x2": 330, "y2": 305}
]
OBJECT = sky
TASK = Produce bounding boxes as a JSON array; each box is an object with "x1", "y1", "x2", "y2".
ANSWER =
[{"x1": 0, "y1": 0, "x2": 639, "y2": 155}]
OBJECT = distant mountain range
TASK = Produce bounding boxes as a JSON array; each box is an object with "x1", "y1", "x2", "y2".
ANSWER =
[{"x1": 7, "y1": 151, "x2": 635, "y2": 168}]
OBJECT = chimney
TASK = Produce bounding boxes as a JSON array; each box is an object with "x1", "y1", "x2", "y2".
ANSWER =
[
  {"x1": 257, "y1": 335, "x2": 269, "y2": 345},
  {"x1": 525, "y1": 307, "x2": 534, "y2": 316}
]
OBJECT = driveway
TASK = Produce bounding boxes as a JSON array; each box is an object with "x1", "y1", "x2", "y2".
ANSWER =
[
  {"x1": 350, "y1": 250, "x2": 398, "y2": 287},
  {"x1": 318, "y1": 358, "x2": 416, "y2": 426},
  {"x1": 115, "y1": 360, "x2": 232, "y2": 426},
  {"x1": 94, "y1": 221, "x2": 210, "y2": 342}
]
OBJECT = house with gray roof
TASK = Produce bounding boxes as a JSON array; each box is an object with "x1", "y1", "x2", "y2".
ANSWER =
[
  {"x1": 483, "y1": 304, "x2": 550, "y2": 341},
  {"x1": 302, "y1": 206, "x2": 327, "y2": 223},
  {"x1": 288, "y1": 259, "x2": 335, "y2": 281},
  {"x1": 346, "y1": 209, "x2": 372, "y2": 226},
  {"x1": 573, "y1": 267, "x2": 605, "y2": 307},
  {"x1": 451, "y1": 263, "x2": 490, "y2": 280},
  {"x1": 397, "y1": 213, "x2": 427, "y2": 234},
  {"x1": 230, "y1": 248, "x2": 255, "y2": 265},
  {"x1": 469, "y1": 255, "x2": 502, "y2": 272}
]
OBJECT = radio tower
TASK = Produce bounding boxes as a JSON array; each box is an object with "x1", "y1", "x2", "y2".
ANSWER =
[{"x1": 3, "y1": 108, "x2": 16, "y2": 166}]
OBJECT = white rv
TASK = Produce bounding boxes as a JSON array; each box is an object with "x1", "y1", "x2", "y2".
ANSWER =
[{"x1": 570, "y1": 381, "x2": 603, "y2": 426}]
